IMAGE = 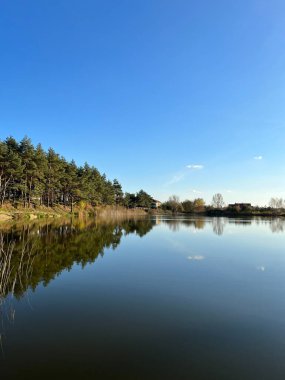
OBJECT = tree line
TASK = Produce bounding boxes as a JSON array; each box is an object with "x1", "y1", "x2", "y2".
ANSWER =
[
  {"x1": 0, "y1": 136, "x2": 154, "y2": 210},
  {"x1": 162, "y1": 193, "x2": 285, "y2": 215}
]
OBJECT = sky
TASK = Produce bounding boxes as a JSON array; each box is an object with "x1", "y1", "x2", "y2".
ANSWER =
[{"x1": 1, "y1": 0, "x2": 285, "y2": 206}]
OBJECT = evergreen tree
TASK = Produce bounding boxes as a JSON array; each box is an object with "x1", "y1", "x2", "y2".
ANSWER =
[
  {"x1": 46, "y1": 148, "x2": 62, "y2": 207},
  {"x1": 113, "y1": 179, "x2": 123, "y2": 205},
  {"x1": 19, "y1": 137, "x2": 37, "y2": 207},
  {"x1": 0, "y1": 142, "x2": 22, "y2": 205},
  {"x1": 34, "y1": 144, "x2": 48, "y2": 205},
  {"x1": 62, "y1": 160, "x2": 79, "y2": 211},
  {"x1": 136, "y1": 190, "x2": 153, "y2": 208},
  {"x1": 0, "y1": 136, "x2": 155, "y2": 210}
]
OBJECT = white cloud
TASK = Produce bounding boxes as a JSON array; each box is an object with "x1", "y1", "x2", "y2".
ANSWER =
[
  {"x1": 186, "y1": 164, "x2": 204, "y2": 170},
  {"x1": 192, "y1": 189, "x2": 202, "y2": 194},
  {"x1": 254, "y1": 156, "x2": 263, "y2": 160},
  {"x1": 167, "y1": 173, "x2": 185, "y2": 185},
  {"x1": 166, "y1": 163, "x2": 204, "y2": 186}
]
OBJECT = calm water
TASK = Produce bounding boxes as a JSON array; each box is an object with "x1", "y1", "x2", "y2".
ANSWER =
[{"x1": 1, "y1": 216, "x2": 285, "y2": 379}]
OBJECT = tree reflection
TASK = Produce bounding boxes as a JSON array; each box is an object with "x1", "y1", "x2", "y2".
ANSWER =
[
  {"x1": 270, "y1": 218, "x2": 285, "y2": 233},
  {"x1": 194, "y1": 219, "x2": 206, "y2": 230},
  {"x1": 165, "y1": 220, "x2": 181, "y2": 232},
  {"x1": 0, "y1": 217, "x2": 155, "y2": 351},
  {"x1": 212, "y1": 217, "x2": 226, "y2": 236},
  {"x1": 0, "y1": 217, "x2": 155, "y2": 300},
  {"x1": 1, "y1": 215, "x2": 284, "y2": 304},
  {"x1": 161, "y1": 216, "x2": 285, "y2": 236},
  {"x1": 163, "y1": 218, "x2": 206, "y2": 232}
]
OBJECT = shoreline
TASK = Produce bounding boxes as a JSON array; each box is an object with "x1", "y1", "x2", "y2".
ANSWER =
[
  {"x1": 166, "y1": 211, "x2": 285, "y2": 218},
  {"x1": 0, "y1": 205, "x2": 151, "y2": 223},
  {"x1": 1, "y1": 206, "x2": 284, "y2": 224}
]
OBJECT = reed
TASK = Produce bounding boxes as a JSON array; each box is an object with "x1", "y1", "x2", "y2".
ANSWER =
[{"x1": 0, "y1": 233, "x2": 36, "y2": 354}]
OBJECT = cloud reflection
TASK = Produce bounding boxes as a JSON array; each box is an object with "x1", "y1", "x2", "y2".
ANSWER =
[
  {"x1": 256, "y1": 266, "x2": 265, "y2": 272},
  {"x1": 188, "y1": 255, "x2": 205, "y2": 261}
]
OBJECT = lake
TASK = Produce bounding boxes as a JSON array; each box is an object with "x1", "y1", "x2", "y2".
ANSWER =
[{"x1": 1, "y1": 215, "x2": 285, "y2": 379}]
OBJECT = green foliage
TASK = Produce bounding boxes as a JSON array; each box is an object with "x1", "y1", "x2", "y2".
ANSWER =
[
  {"x1": 162, "y1": 195, "x2": 183, "y2": 213},
  {"x1": 136, "y1": 190, "x2": 153, "y2": 208},
  {"x1": 123, "y1": 192, "x2": 137, "y2": 208},
  {"x1": 0, "y1": 136, "x2": 155, "y2": 210},
  {"x1": 113, "y1": 179, "x2": 123, "y2": 205},
  {"x1": 0, "y1": 137, "x2": 111, "y2": 208},
  {"x1": 181, "y1": 199, "x2": 194, "y2": 213},
  {"x1": 162, "y1": 196, "x2": 206, "y2": 213},
  {"x1": 193, "y1": 198, "x2": 205, "y2": 212},
  {"x1": 123, "y1": 190, "x2": 153, "y2": 209}
]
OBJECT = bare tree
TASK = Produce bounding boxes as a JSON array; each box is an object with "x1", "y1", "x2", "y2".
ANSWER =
[
  {"x1": 212, "y1": 193, "x2": 225, "y2": 209},
  {"x1": 269, "y1": 197, "x2": 284, "y2": 209}
]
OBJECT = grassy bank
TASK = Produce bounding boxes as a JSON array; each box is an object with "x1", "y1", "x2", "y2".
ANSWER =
[{"x1": 0, "y1": 204, "x2": 149, "y2": 223}]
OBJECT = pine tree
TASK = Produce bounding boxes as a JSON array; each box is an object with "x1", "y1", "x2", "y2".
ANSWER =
[
  {"x1": 34, "y1": 144, "x2": 48, "y2": 205},
  {"x1": 46, "y1": 148, "x2": 62, "y2": 207},
  {"x1": 113, "y1": 179, "x2": 123, "y2": 206},
  {"x1": 0, "y1": 136, "x2": 155, "y2": 210},
  {"x1": 19, "y1": 137, "x2": 38, "y2": 207}
]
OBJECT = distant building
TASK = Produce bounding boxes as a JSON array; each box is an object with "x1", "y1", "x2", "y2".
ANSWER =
[{"x1": 151, "y1": 199, "x2": 162, "y2": 209}]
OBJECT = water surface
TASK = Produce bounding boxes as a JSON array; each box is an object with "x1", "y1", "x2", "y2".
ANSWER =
[{"x1": 1, "y1": 216, "x2": 285, "y2": 379}]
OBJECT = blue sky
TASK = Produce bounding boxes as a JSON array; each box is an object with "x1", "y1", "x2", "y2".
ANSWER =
[{"x1": 1, "y1": 0, "x2": 285, "y2": 205}]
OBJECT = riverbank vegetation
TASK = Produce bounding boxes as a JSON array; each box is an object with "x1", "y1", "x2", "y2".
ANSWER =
[
  {"x1": 162, "y1": 194, "x2": 285, "y2": 217},
  {"x1": 0, "y1": 136, "x2": 154, "y2": 216}
]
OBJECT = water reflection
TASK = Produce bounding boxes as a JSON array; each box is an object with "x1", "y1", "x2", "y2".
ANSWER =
[
  {"x1": 269, "y1": 218, "x2": 285, "y2": 233},
  {"x1": 1, "y1": 215, "x2": 284, "y2": 331},
  {"x1": 162, "y1": 216, "x2": 226, "y2": 235},
  {"x1": 159, "y1": 216, "x2": 285, "y2": 235},
  {"x1": 1, "y1": 215, "x2": 285, "y2": 378},
  {"x1": 162, "y1": 218, "x2": 206, "y2": 232},
  {"x1": 0, "y1": 217, "x2": 155, "y2": 300},
  {"x1": 0, "y1": 217, "x2": 155, "y2": 345},
  {"x1": 212, "y1": 217, "x2": 226, "y2": 236}
]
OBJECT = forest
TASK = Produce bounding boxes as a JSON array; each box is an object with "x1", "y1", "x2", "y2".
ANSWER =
[{"x1": 0, "y1": 136, "x2": 154, "y2": 210}]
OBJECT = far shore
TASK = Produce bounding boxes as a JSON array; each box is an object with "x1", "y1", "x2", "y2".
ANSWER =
[
  {"x1": 166, "y1": 210, "x2": 285, "y2": 218},
  {"x1": 204, "y1": 209, "x2": 285, "y2": 217}
]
